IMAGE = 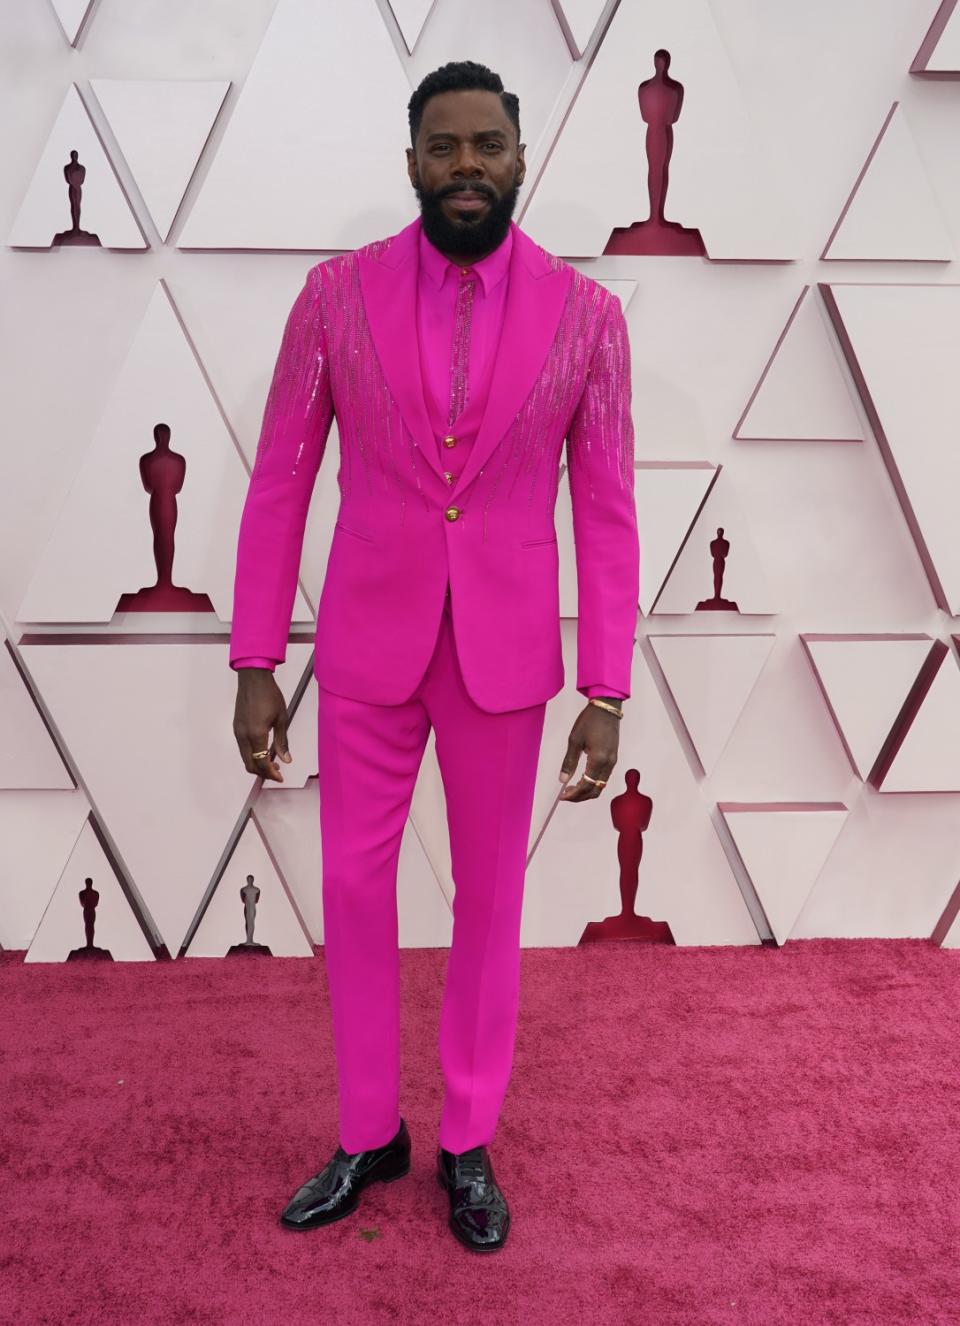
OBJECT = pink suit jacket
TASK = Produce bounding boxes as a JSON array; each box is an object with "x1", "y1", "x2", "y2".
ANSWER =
[{"x1": 229, "y1": 215, "x2": 640, "y2": 714}]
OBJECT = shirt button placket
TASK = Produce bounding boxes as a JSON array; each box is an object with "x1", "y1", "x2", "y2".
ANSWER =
[{"x1": 443, "y1": 267, "x2": 475, "y2": 498}]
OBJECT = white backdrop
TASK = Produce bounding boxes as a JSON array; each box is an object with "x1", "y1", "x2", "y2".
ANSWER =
[{"x1": 3, "y1": 0, "x2": 960, "y2": 960}]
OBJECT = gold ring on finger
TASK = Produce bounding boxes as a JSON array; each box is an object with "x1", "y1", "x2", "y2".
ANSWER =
[
  {"x1": 251, "y1": 749, "x2": 270, "y2": 760},
  {"x1": 583, "y1": 775, "x2": 607, "y2": 787}
]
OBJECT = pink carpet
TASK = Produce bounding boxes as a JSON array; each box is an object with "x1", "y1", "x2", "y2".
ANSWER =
[{"x1": 2, "y1": 938, "x2": 958, "y2": 1326}]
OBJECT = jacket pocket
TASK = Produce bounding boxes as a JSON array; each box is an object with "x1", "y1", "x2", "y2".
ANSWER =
[
  {"x1": 334, "y1": 519, "x2": 375, "y2": 543},
  {"x1": 520, "y1": 533, "x2": 558, "y2": 548}
]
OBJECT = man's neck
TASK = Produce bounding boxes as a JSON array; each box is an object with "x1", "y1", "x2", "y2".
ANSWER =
[{"x1": 437, "y1": 243, "x2": 494, "y2": 266}]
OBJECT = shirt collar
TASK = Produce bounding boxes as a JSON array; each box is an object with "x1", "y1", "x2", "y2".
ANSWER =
[{"x1": 419, "y1": 220, "x2": 513, "y2": 296}]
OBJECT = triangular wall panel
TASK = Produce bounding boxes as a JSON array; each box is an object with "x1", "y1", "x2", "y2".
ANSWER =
[
  {"x1": 525, "y1": 621, "x2": 759, "y2": 947},
  {"x1": 911, "y1": 0, "x2": 960, "y2": 74},
  {"x1": 0, "y1": 794, "x2": 91, "y2": 950},
  {"x1": 386, "y1": 0, "x2": 436, "y2": 53},
  {"x1": 792, "y1": 790, "x2": 960, "y2": 939},
  {"x1": 49, "y1": 0, "x2": 97, "y2": 47},
  {"x1": 7, "y1": 84, "x2": 145, "y2": 249},
  {"x1": 17, "y1": 281, "x2": 313, "y2": 625},
  {"x1": 0, "y1": 643, "x2": 74, "y2": 790},
  {"x1": 822, "y1": 103, "x2": 954, "y2": 261},
  {"x1": 719, "y1": 803, "x2": 848, "y2": 945},
  {"x1": 26, "y1": 817, "x2": 155, "y2": 963},
  {"x1": 551, "y1": 0, "x2": 610, "y2": 57},
  {"x1": 90, "y1": 79, "x2": 230, "y2": 242},
  {"x1": 185, "y1": 814, "x2": 313, "y2": 957},
  {"x1": 522, "y1": 0, "x2": 797, "y2": 258},
  {"x1": 800, "y1": 634, "x2": 939, "y2": 779},
  {"x1": 649, "y1": 634, "x2": 777, "y2": 775},
  {"x1": 734, "y1": 286, "x2": 863, "y2": 443},
  {"x1": 179, "y1": 0, "x2": 414, "y2": 249},
  {"x1": 880, "y1": 651, "x2": 960, "y2": 792},
  {"x1": 822, "y1": 282, "x2": 960, "y2": 614},
  {"x1": 635, "y1": 464, "x2": 717, "y2": 616},
  {"x1": 20, "y1": 641, "x2": 313, "y2": 955},
  {"x1": 653, "y1": 468, "x2": 776, "y2": 615}
]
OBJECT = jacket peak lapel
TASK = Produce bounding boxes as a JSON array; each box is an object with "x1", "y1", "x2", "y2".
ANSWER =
[{"x1": 357, "y1": 217, "x2": 448, "y2": 486}]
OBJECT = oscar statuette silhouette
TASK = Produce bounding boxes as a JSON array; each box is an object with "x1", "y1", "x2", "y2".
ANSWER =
[
  {"x1": 66, "y1": 876, "x2": 113, "y2": 960},
  {"x1": 604, "y1": 50, "x2": 705, "y2": 257},
  {"x1": 695, "y1": 527, "x2": 740, "y2": 612},
  {"x1": 226, "y1": 875, "x2": 272, "y2": 957},
  {"x1": 579, "y1": 770, "x2": 674, "y2": 943},
  {"x1": 116, "y1": 423, "x2": 214, "y2": 612},
  {"x1": 52, "y1": 150, "x2": 101, "y2": 247}
]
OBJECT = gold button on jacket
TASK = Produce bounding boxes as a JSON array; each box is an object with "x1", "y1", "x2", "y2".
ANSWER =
[
  {"x1": 444, "y1": 506, "x2": 461, "y2": 521},
  {"x1": 443, "y1": 435, "x2": 457, "y2": 448}
]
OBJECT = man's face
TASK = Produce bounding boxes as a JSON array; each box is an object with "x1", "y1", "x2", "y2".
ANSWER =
[{"x1": 407, "y1": 88, "x2": 525, "y2": 256}]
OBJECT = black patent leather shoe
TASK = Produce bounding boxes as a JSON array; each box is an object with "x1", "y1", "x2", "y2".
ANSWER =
[
  {"x1": 279, "y1": 1118, "x2": 411, "y2": 1230},
  {"x1": 436, "y1": 1143, "x2": 510, "y2": 1252}
]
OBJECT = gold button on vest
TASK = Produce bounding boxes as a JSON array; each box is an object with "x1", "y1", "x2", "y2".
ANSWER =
[
  {"x1": 443, "y1": 434, "x2": 457, "y2": 448},
  {"x1": 444, "y1": 471, "x2": 455, "y2": 485},
  {"x1": 444, "y1": 506, "x2": 461, "y2": 522}
]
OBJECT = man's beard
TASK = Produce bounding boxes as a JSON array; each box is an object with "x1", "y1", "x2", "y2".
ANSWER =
[{"x1": 413, "y1": 175, "x2": 520, "y2": 257}]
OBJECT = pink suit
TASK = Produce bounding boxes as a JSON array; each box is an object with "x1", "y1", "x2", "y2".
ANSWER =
[{"x1": 230, "y1": 215, "x2": 639, "y2": 1153}]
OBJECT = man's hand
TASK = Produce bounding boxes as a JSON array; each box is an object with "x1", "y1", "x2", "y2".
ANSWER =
[
  {"x1": 233, "y1": 669, "x2": 292, "y2": 783},
  {"x1": 558, "y1": 701, "x2": 622, "y2": 802}
]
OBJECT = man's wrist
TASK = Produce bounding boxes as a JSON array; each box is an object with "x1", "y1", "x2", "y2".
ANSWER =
[
  {"x1": 232, "y1": 655, "x2": 278, "y2": 673},
  {"x1": 586, "y1": 693, "x2": 625, "y2": 708},
  {"x1": 588, "y1": 695, "x2": 624, "y2": 716}
]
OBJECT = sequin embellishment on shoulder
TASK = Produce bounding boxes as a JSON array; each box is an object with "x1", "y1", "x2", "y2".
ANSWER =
[{"x1": 250, "y1": 265, "x2": 334, "y2": 481}]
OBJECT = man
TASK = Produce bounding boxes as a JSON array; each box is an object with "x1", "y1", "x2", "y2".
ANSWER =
[{"x1": 230, "y1": 61, "x2": 639, "y2": 1253}]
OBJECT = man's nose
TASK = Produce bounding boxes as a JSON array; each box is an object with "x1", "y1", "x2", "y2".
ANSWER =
[{"x1": 451, "y1": 147, "x2": 485, "y2": 176}]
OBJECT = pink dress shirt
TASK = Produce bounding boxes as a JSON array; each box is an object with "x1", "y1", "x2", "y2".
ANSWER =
[
  {"x1": 233, "y1": 225, "x2": 626, "y2": 701},
  {"x1": 416, "y1": 220, "x2": 512, "y2": 433}
]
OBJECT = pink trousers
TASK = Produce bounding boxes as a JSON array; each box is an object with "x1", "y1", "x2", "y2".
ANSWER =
[{"x1": 316, "y1": 595, "x2": 547, "y2": 1155}]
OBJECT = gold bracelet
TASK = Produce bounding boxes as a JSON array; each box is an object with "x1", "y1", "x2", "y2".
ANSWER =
[{"x1": 588, "y1": 698, "x2": 623, "y2": 719}]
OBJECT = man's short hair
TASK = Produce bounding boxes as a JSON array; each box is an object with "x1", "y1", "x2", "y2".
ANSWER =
[{"x1": 407, "y1": 60, "x2": 521, "y2": 149}]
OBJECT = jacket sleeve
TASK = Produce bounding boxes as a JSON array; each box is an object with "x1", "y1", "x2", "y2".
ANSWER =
[
  {"x1": 229, "y1": 266, "x2": 334, "y2": 669},
  {"x1": 564, "y1": 290, "x2": 640, "y2": 700}
]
